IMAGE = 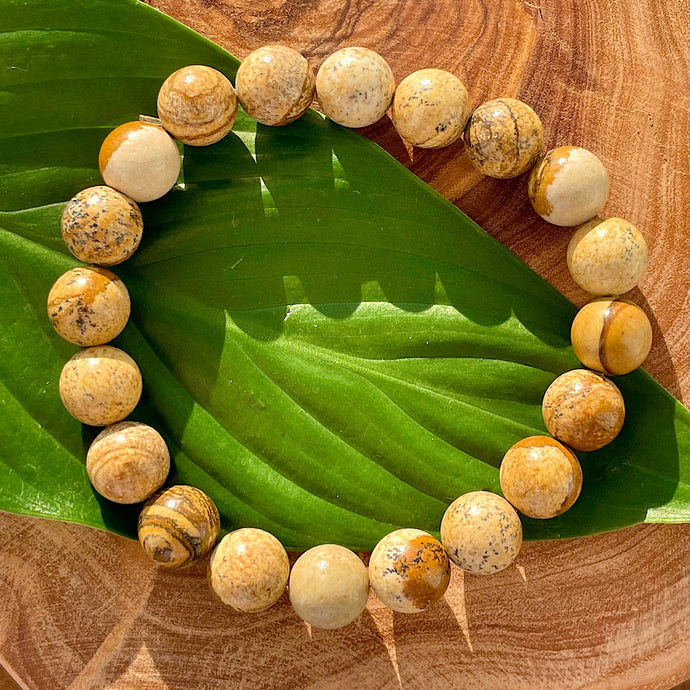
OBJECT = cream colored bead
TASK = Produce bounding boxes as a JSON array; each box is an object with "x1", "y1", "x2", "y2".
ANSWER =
[
  {"x1": 157, "y1": 65, "x2": 237, "y2": 145},
  {"x1": 210, "y1": 528, "x2": 290, "y2": 612},
  {"x1": 59, "y1": 345, "x2": 142, "y2": 426},
  {"x1": 528, "y1": 146, "x2": 609, "y2": 226},
  {"x1": 316, "y1": 47, "x2": 395, "y2": 128},
  {"x1": 391, "y1": 69, "x2": 470, "y2": 148},
  {"x1": 289, "y1": 544, "x2": 369, "y2": 628},
  {"x1": 567, "y1": 217, "x2": 649, "y2": 295},
  {"x1": 236, "y1": 46, "x2": 315, "y2": 126},
  {"x1": 99, "y1": 121, "x2": 180, "y2": 202},
  {"x1": 86, "y1": 421, "x2": 169, "y2": 504}
]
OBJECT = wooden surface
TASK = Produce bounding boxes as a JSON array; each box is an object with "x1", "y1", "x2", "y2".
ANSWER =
[{"x1": 1, "y1": 0, "x2": 690, "y2": 687}]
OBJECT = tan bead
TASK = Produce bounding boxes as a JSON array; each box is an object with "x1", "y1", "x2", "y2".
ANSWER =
[
  {"x1": 567, "y1": 217, "x2": 649, "y2": 295},
  {"x1": 440, "y1": 491, "x2": 522, "y2": 574},
  {"x1": 61, "y1": 186, "x2": 143, "y2": 266},
  {"x1": 157, "y1": 65, "x2": 238, "y2": 145},
  {"x1": 542, "y1": 369, "x2": 625, "y2": 451},
  {"x1": 138, "y1": 485, "x2": 220, "y2": 568},
  {"x1": 47, "y1": 267, "x2": 130, "y2": 346},
  {"x1": 571, "y1": 298, "x2": 653, "y2": 375},
  {"x1": 289, "y1": 544, "x2": 369, "y2": 628},
  {"x1": 528, "y1": 146, "x2": 610, "y2": 226},
  {"x1": 464, "y1": 98, "x2": 544, "y2": 178},
  {"x1": 316, "y1": 47, "x2": 395, "y2": 128},
  {"x1": 391, "y1": 69, "x2": 470, "y2": 148},
  {"x1": 59, "y1": 345, "x2": 142, "y2": 426},
  {"x1": 235, "y1": 46, "x2": 315, "y2": 126},
  {"x1": 369, "y1": 528, "x2": 450, "y2": 613},
  {"x1": 86, "y1": 422, "x2": 169, "y2": 504},
  {"x1": 209, "y1": 528, "x2": 289, "y2": 612},
  {"x1": 500, "y1": 437, "x2": 583, "y2": 519},
  {"x1": 99, "y1": 121, "x2": 180, "y2": 202}
]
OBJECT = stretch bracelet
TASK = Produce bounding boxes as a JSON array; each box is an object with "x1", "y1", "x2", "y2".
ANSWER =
[{"x1": 47, "y1": 45, "x2": 652, "y2": 628}]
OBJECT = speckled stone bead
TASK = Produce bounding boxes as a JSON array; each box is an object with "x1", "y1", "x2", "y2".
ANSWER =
[
  {"x1": 369, "y1": 528, "x2": 450, "y2": 613},
  {"x1": 86, "y1": 421, "x2": 169, "y2": 504},
  {"x1": 464, "y1": 98, "x2": 544, "y2": 178},
  {"x1": 235, "y1": 46, "x2": 315, "y2": 126},
  {"x1": 440, "y1": 491, "x2": 522, "y2": 575},
  {"x1": 567, "y1": 217, "x2": 649, "y2": 295},
  {"x1": 61, "y1": 186, "x2": 143, "y2": 266},
  {"x1": 289, "y1": 544, "x2": 369, "y2": 628},
  {"x1": 47, "y1": 266, "x2": 130, "y2": 346},
  {"x1": 390, "y1": 69, "x2": 470, "y2": 148},
  {"x1": 59, "y1": 345, "x2": 142, "y2": 426},
  {"x1": 99, "y1": 121, "x2": 180, "y2": 202},
  {"x1": 138, "y1": 485, "x2": 221, "y2": 568},
  {"x1": 571, "y1": 298, "x2": 653, "y2": 376},
  {"x1": 316, "y1": 47, "x2": 395, "y2": 128},
  {"x1": 209, "y1": 528, "x2": 290, "y2": 612},
  {"x1": 542, "y1": 369, "x2": 625, "y2": 451},
  {"x1": 157, "y1": 65, "x2": 237, "y2": 145},
  {"x1": 528, "y1": 146, "x2": 610, "y2": 226},
  {"x1": 500, "y1": 436, "x2": 583, "y2": 519}
]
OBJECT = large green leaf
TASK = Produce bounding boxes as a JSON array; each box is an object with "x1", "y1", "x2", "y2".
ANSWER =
[{"x1": 1, "y1": 0, "x2": 688, "y2": 549}]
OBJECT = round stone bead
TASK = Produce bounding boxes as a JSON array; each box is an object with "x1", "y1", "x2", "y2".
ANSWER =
[
  {"x1": 440, "y1": 491, "x2": 522, "y2": 575},
  {"x1": 47, "y1": 266, "x2": 130, "y2": 346},
  {"x1": 567, "y1": 217, "x2": 649, "y2": 295},
  {"x1": 157, "y1": 65, "x2": 238, "y2": 145},
  {"x1": 209, "y1": 528, "x2": 290, "y2": 612},
  {"x1": 571, "y1": 298, "x2": 653, "y2": 376},
  {"x1": 86, "y1": 421, "x2": 169, "y2": 504},
  {"x1": 235, "y1": 45, "x2": 315, "y2": 126},
  {"x1": 61, "y1": 186, "x2": 143, "y2": 266},
  {"x1": 499, "y1": 436, "x2": 583, "y2": 519},
  {"x1": 464, "y1": 98, "x2": 544, "y2": 178},
  {"x1": 528, "y1": 146, "x2": 610, "y2": 226},
  {"x1": 316, "y1": 47, "x2": 395, "y2": 128},
  {"x1": 542, "y1": 369, "x2": 625, "y2": 451},
  {"x1": 59, "y1": 345, "x2": 142, "y2": 426},
  {"x1": 369, "y1": 528, "x2": 450, "y2": 613},
  {"x1": 289, "y1": 544, "x2": 369, "y2": 628},
  {"x1": 99, "y1": 121, "x2": 180, "y2": 202},
  {"x1": 391, "y1": 68, "x2": 470, "y2": 148},
  {"x1": 138, "y1": 485, "x2": 221, "y2": 568}
]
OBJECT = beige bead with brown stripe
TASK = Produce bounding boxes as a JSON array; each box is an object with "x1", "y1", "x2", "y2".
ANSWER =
[{"x1": 138, "y1": 485, "x2": 221, "y2": 568}]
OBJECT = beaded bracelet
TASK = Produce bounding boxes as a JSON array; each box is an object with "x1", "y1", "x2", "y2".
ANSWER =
[{"x1": 47, "y1": 45, "x2": 653, "y2": 629}]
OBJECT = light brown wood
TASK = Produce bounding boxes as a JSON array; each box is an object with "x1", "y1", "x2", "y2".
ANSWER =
[{"x1": 1, "y1": 0, "x2": 689, "y2": 687}]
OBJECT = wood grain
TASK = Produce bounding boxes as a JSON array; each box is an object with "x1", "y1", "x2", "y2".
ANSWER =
[{"x1": 1, "y1": 0, "x2": 689, "y2": 687}]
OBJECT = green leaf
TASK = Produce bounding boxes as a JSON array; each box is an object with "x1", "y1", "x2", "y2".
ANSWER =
[{"x1": 0, "y1": 0, "x2": 688, "y2": 550}]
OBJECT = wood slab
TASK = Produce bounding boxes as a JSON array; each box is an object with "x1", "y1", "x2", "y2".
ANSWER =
[{"x1": 1, "y1": 0, "x2": 690, "y2": 687}]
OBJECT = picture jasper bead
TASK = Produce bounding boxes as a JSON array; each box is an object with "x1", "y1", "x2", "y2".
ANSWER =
[
  {"x1": 235, "y1": 45, "x2": 315, "y2": 126},
  {"x1": 500, "y1": 436, "x2": 583, "y2": 519},
  {"x1": 157, "y1": 65, "x2": 238, "y2": 145},
  {"x1": 571, "y1": 298, "x2": 653, "y2": 376},
  {"x1": 391, "y1": 69, "x2": 470, "y2": 149},
  {"x1": 209, "y1": 528, "x2": 289, "y2": 612},
  {"x1": 440, "y1": 491, "x2": 522, "y2": 575},
  {"x1": 542, "y1": 369, "x2": 625, "y2": 451},
  {"x1": 138, "y1": 485, "x2": 221, "y2": 568},
  {"x1": 528, "y1": 146, "x2": 610, "y2": 226},
  {"x1": 369, "y1": 528, "x2": 450, "y2": 613},
  {"x1": 316, "y1": 47, "x2": 395, "y2": 128},
  {"x1": 61, "y1": 186, "x2": 143, "y2": 266},
  {"x1": 86, "y1": 421, "x2": 170, "y2": 504},
  {"x1": 47, "y1": 266, "x2": 130, "y2": 346},
  {"x1": 59, "y1": 345, "x2": 142, "y2": 426},
  {"x1": 289, "y1": 544, "x2": 369, "y2": 629},
  {"x1": 567, "y1": 217, "x2": 649, "y2": 295},
  {"x1": 464, "y1": 98, "x2": 544, "y2": 178},
  {"x1": 99, "y1": 121, "x2": 180, "y2": 202}
]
